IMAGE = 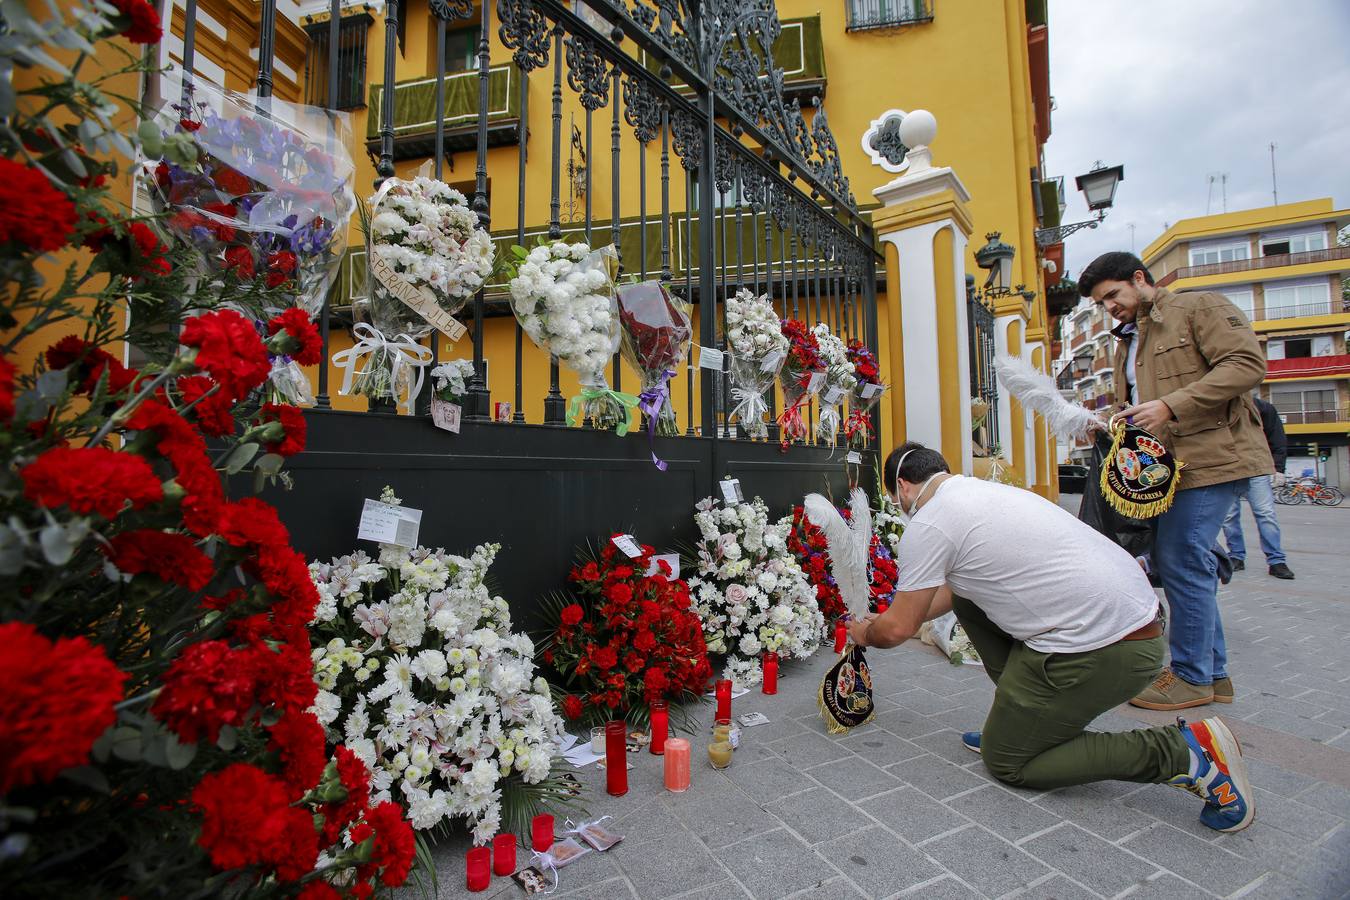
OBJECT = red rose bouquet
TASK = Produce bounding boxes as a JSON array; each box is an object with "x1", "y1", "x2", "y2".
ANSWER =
[
  {"x1": 777, "y1": 318, "x2": 825, "y2": 447},
  {"x1": 542, "y1": 536, "x2": 712, "y2": 728},
  {"x1": 0, "y1": 13, "x2": 421, "y2": 894},
  {"x1": 618, "y1": 280, "x2": 692, "y2": 464}
]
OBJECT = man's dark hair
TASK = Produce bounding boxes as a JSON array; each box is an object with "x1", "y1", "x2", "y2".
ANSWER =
[
  {"x1": 1078, "y1": 251, "x2": 1154, "y2": 298},
  {"x1": 884, "y1": 441, "x2": 949, "y2": 494}
]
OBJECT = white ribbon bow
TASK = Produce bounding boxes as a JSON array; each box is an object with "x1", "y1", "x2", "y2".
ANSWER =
[{"x1": 331, "y1": 322, "x2": 433, "y2": 413}]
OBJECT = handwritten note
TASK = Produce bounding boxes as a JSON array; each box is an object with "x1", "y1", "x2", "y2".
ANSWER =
[
  {"x1": 860, "y1": 383, "x2": 884, "y2": 400},
  {"x1": 358, "y1": 498, "x2": 423, "y2": 547},
  {"x1": 370, "y1": 247, "x2": 467, "y2": 342},
  {"x1": 846, "y1": 451, "x2": 862, "y2": 465},
  {"x1": 611, "y1": 534, "x2": 643, "y2": 558},
  {"x1": 822, "y1": 386, "x2": 845, "y2": 405},
  {"x1": 719, "y1": 478, "x2": 744, "y2": 505}
]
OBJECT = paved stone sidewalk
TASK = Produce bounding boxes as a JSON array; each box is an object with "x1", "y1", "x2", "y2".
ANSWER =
[{"x1": 408, "y1": 503, "x2": 1350, "y2": 899}]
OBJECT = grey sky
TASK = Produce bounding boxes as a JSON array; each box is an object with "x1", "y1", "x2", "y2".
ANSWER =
[{"x1": 1043, "y1": 0, "x2": 1350, "y2": 273}]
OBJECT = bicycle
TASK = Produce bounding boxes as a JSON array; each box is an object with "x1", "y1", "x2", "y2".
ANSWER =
[{"x1": 1275, "y1": 479, "x2": 1344, "y2": 506}]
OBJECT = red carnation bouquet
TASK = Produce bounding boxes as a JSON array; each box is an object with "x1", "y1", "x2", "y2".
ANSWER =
[
  {"x1": 777, "y1": 318, "x2": 825, "y2": 447},
  {"x1": 787, "y1": 504, "x2": 896, "y2": 621},
  {"x1": 618, "y1": 280, "x2": 692, "y2": 463},
  {"x1": 845, "y1": 339, "x2": 886, "y2": 451},
  {"x1": 0, "y1": 13, "x2": 421, "y2": 895},
  {"x1": 542, "y1": 536, "x2": 712, "y2": 728}
]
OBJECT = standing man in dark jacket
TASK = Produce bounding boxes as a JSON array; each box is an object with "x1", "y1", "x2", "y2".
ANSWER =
[
  {"x1": 1080, "y1": 252, "x2": 1271, "y2": 712},
  {"x1": 1221, "y1": 395, "x2": 1294, "y2": 580}
]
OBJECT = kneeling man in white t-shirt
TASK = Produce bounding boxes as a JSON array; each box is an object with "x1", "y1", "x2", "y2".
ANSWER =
[{"x1": 847, "y1": 442, "x2": 1255, "y2": 833}]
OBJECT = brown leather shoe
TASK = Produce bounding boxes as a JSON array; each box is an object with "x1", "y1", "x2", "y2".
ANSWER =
[
  {"x1": 1130, "y1": 668, "x2": 1215, "y2": 711},
  {"x1": 1213, "y1": 676, "x2": 1233, "y2": 704}
]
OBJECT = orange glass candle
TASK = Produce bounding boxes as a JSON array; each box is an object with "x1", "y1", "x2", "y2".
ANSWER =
[{"x1": 664, "y1": 737, "x2": 691, "y2": 792}]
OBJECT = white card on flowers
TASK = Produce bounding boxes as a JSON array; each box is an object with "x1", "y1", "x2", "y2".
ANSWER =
[
  {"x1": 822, "y1": 386, "x2": 845, "y2": 405},
  {"x1": 806, "y1": 371, "x2": 825, "y2": 392},
  {"x1": 645, "y1": 553, "x2": 681, "y2": 579},
  {"x1": 846, "y1": 450, "x2": 862, "y2": 465},
  {"x1": 611, "y1": 534, "x2": 643, "y2": 558},
  {"x1": 861, "y1": 383, "x2": 884, "y2": 399},
  {"x1": 357, "y1": 498, "x2": 422, "y2": 547},
  {"x1": 719, "y1": 478, "x2": 744, "y2": 505},
  {"x1": 759, "y1": 349, "x2": 786, "y2": 373}
]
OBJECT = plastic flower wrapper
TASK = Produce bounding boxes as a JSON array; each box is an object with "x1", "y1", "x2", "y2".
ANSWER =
[
  {"x1": 618, "y1": 280, "x2": 692, "y2": 467},
  {"x1": 811, "y1": 323, "x2": 856, "y2": 447},
  {"x1": 365, "y1": 165, "x2": 493, "y2": 339},
  {"x1": 144, "y1": 75, "x2": 355, "y2": 318},
  {"x1": 845, "y1": 339, "x2": 885, "y2": 449},
  {"x1": 777, "y1": 318, "x2": 824, "y2": 447},
  {"x1": 724, "y1": 289, "x2": 788, "y2": 440},
  {"x1": 507, "y1": 240, "x2": 636, "y2": 434}
]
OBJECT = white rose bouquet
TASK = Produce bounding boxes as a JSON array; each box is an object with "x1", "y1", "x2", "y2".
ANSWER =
[
  {"x1": 366, "y1": 175, "x2": 494, "y2": 338},
  {"x1": 724, "y1": 289, "x2": 789, "y2": 439},
  {"x1": 430, "y1": 358, "x2": 475, "y2": 406},
  {"x1": 308, "y1": 491, "x2": 572, "y2": 843},
  {"x1": 686, "y1": 496, "x2": 824, "y2": 688},
  {"x1": 812, "y1": 323, "x2": 857, "y2": 446},
  {"x1": 506, "y1": 239, "x2": 635, "y2": 433}
]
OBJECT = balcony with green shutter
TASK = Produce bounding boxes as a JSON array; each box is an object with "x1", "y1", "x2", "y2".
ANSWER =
[
  {"x1": 646, "y1": 15, "x2": 827, "y2": 106},
  {"x1": 364, "y1": 64, "x2": 521, "y2": 162}
]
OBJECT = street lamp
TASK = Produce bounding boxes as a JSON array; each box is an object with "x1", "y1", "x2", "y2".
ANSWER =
[
  {"x1": 1035, "y1": 161, "x2": 1125, "y2": 247},
  {"x1": 975, "y1": 232, "x2": 1015, "y2": 292}
]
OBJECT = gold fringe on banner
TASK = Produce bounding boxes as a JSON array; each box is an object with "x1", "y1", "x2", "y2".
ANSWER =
[{"x1": 1098, "y1": 422, "x2": 1185, "y2": 519}]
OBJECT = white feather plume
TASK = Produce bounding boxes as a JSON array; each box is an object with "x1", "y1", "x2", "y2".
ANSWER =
[
  {"x1": 803, "y1": 488, "x2": 872, "y2": 620},
  {"x1": 994, "y1": 354, "x2": 1107, "y2": 443}
]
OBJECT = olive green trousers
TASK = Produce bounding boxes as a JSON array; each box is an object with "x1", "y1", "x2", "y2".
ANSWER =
[{"x1": 953, "y1": 595, "x2": 1190, "y2": 789}]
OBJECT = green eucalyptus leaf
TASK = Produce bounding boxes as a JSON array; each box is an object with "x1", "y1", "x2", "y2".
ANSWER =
[
  {"x1": 142, "y1": 735, "x2": 168, "y2": 767},
  {"x1": 13, "y1": 45, "x2": 71, "y2": 77},
  {"x1": 109, "y1": 726, "x2": 142, "y2": 762},
  {"x1": 0, "y1": 76, "x2": 15, "y2": 120},
  {"x1": 164, "y1": 733, "x2": 197, "y2": 770},
  {"x1": 50, "y1": 26, "x2": 96, "y2": 54},
  {"x1": 108, "y1": 130, "x2": 134, "y2": 160},
  {"x1": 216, "y1": 724, "x2": 238, "y2": 752},
  {"x1": 254, "y1": 453, "x2": 284, "y2": 477},
  {"x1": 222, "y1": 441, "x2": 260, "y2": 475},
  {"x1": 260, "y1": 707, "x2": 283, "y2": 727},
  {"x1": 137, "y1": 120, "x2": 162, "y2": 157}
]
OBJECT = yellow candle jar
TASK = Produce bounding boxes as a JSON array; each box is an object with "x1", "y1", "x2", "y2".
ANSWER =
[{"x1": 707, "y1": 740, "x2": 733, "y2": 769}]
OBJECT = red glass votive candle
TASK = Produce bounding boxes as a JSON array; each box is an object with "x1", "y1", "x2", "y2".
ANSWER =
[
  {"x1": 650, "y1": 700, "x2": 669, "y2": 755},
  {"x1": 762, "y1": 652, "x2": 778, "y2": 695},
  {"x1": 492, "y1": 833, "x2": 515, "y2": 876},
  {"x1": 877, "y1": 601, "x2": 890, "y2": 614},
  {"x1": 834, "y1": 619, "x2": 847, "y2": 653},
  {"x1": 531, "y1": 813, "x2": 554, "y2": 853},
  {"x1": 466, "y1": 846, "x2": 491, "y2": 892},
  {"x1": 664, "y1": 737, "x2": 691, "y2": 792},
  {"x1": 605, "y1": 719, "x2": 628, "y2": 797},
  {"x1": 715, "y1": 678, "x2": 732, "y2": 722}
]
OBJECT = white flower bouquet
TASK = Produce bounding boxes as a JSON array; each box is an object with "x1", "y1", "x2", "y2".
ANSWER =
[
  {"x1": 366, "y1": 175, "x2": 494, "y2": 339},
  {"x1": 812, "y1": 323, "x2": 857, "y2": 446},
  {"x1": 686, "y1": 496, "x2": 824, "y2": 688},
  {"x1": 308, "y1": 494, "x2": 572, "y2": 842},
  {"x1": 506, "y1": 240, "x2": 634, "y2": 433},
  {"x1": 430, "y1": 358, "x2": 475, "y2": 405},
  {"x1": 724, "y1": 289, "x2": 789, "y2": 439}
]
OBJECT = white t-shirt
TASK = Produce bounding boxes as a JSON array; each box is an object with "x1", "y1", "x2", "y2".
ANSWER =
[{"x1": 895, "y1": 476, "x2": 1158, "y2": 653}]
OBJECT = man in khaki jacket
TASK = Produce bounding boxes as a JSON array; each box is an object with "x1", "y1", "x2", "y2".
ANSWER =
[{"x1": 1079, "y1": 251, "x2": 1271, "y2": 711}]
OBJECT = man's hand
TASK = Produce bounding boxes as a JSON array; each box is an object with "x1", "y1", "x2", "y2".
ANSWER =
[
  {"x1": 1119, "y1": 399, "x2": 1174, "y2": 434},
  {"x1": 847, "y1": 613, "x2": 877, "y2": 648}
]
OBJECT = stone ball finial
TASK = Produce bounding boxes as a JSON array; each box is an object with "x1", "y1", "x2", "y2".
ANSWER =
[{"x1": 898, "y1": 109, "x2": 936, "y2": 148}]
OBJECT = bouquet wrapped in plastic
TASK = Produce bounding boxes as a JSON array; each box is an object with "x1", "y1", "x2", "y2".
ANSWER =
[
  {"x1": 724, "y1": 289, "x2": 788, "y2": 439},
  {"x1": 777, "y1": 318, "x2": 825, "y2": 447},
  {"x1": 146, "y1": 77, "x2": 355, "y2": 319},
  {"x1": 618, "y1": 280, "x2": 692, "y2": 468},
  {"x1": 365, "y1": 168, "x2": 493, "y2": 339},
  {"x1": 508, "y1": 240, "x2": 636, "y2": 434},
  {"x1": 811, "y1": 323, "x2": 856, "y2": 447},
  {"x1": 845, "y1": 339, "x2": 886, "y2": 450}
]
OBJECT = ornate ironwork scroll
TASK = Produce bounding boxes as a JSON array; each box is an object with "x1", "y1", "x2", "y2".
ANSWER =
[
  {"x1": 622, "y1": 72, "x2": 662, "y2": 144},
  {"x1": 429, "y1": 0, "x2": 474, "y2": 20},
  {"x1": 498, "y1": 0, "x2": 551, "y2": 72},
  {"x1": 669, "y1": 106, "x2": 702, "y2": 170},
  {"x1": 566, "y1": 33, "x2": 611, "y2": 110}
]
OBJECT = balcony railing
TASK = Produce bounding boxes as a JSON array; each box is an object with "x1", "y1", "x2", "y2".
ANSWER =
[
  {"x1": 365, "y1": 65, "x2": 519, "y2": 160},
  {"x1": 846, "y1": 0, "x2": 934, "y2": 32},
  {"x1": 1156, "y1": 245, "x2": 1350, "y2": 286},
  {"x1": 1258, "y1": 301, "x2": 1350, "y2": 322},
  {"x1": 1267, "y1": 354, "x2": 1350, "y2": 379},
  {"x1": 1275, "y1": 407, "x2": 1350, "y2": 426}
]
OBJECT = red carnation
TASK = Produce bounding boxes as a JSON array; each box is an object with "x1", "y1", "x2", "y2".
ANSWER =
[
  {"x1": 223, "y1": 245, "x2": 256, "y2": 279},
  {"x1": 107, "y1": 0, "x2": 162, "y2": 43},
  {"x1": 0, "y1": 159, "x2": 76, "y2": 253},
  {"x1": 561, "y1": 695, "x2": 584, "y2": 720},
  {"x1": 268, "y1": 710, "x2": 327, "y2": 800},
  {"x1": 191, "y1": 763, "x2": 318, "y2": 881},
  {"x1": 560, "y1": 603, "x2": 584, "y2": 627},
  {"x1": 177, "y1": 375, "x2": 236, "y2": 437},
  {"x1": 318, "y1": 745, "x2": 373, "y2": 844},
  {"x1": 0, "y1": 622, "x2": 126, "y2": 794},
  {"x1": 633, "y1": 629, "x2": 657, "y2": 653},
  {"x1": 179, "y1": 309, "x2": 271, "y2": 399},
  {"x1": 246, "y1": 543, "x2": 320, "y2": 628},
  {"x1": 127, "y1": 221, "x2": 172, "y2": 278},
  {"x1": 362, "y1": 801, "x2": 415, "y2": 887},
  {"x1": 103, "y1": 529, "x2": 214, "y2": 591},
  {"x1": 21, "y1": 446, "x2": 163, "y2": 518},
  {"x1": 0, "y1": 357, "x2": 15, "y2": 421},
  {"x1": 219, "y1": 496, "x2": 291, "y2": 549},
  {"x1": 258, "y1": 403, "x2": 307, "y2": 457},
  {"x1": 267, "y1": 308, "x2": 323, "y2": 365},
  {"x1": 591, "y1": 646, "x2": 618, "y2": 672},
  {"x1": 297, "y1": 883, "x2": 341, "y2": 900},
  {"x1": 266, "y1": 250, "x2": 298, "y2": 288},
  {"x1": 127, "y1": 399, "x2": 225, "y2": 536},
  {"x1": 604, "y1": 582, "x2": 633, "y2": 605},
  {"x1": 45, "y1": 336, "x2": 139, "y2": 396},
  {"x1": 211, "y1": 166, "x2": 253, "y2": 198},
  {"x1": 153, "y1": 640, "x2": 264, "y2": 743}
]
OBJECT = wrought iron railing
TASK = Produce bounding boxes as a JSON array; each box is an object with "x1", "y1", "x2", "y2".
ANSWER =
[
  {"x1": 966, "y1": 285, "x2": 1000, "y2": 455},
  {"x1": 845, "y1": 0, "x2": 934, "y2": 31},
  {"x1": 1276, "y1": 407, "x2": 1350, "y2": 426},
  {"x1": 1258, "y1": 301, "x2": 1350, "y2": 321},
  {"x1": 170, "y1": 0, "x2": 882, "y2": 448},
  {"x1": 1155, "y1": 245, "x2": 1350, "y2": 287}
]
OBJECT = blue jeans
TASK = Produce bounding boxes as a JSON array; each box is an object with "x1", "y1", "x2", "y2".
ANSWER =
[
  {"x1": 1221, "y1": 475, "x2": 1286, "y2": 566},
  {"x1": 1153, "y1": 480, "x2": 1242, "y2": 686}
]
